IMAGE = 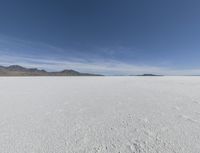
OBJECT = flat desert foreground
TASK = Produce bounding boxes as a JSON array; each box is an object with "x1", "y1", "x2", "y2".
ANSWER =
[{"x1": 0, "y1": 77, "x2": 200, "y2": 153}]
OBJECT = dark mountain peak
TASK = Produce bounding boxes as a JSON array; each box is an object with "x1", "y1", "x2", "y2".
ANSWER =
[
  {"x1": 7, "y1": 65, "x2": 47, "y2": 73},
  {"x1": 61, "y1": 69, "x2": 78, "y2": 73},
  {"x1": 28, "y1": 68, "x2": 47, "y2": 73},
  {"x1": 61, "y1": 69, "x2": 80, "y2": 75},
  {"x1": 7, "y1": 65, "x2": 27, "y2": 71}
]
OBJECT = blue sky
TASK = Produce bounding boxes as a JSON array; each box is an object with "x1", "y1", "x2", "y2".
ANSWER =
[{"x1": 0, "y1": 0, "x2": 200, "y2": 75}]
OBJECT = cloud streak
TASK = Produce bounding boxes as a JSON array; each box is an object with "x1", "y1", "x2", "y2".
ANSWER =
[{"x1": 1, "y1": 35, "x2": 200, "y2": 75}]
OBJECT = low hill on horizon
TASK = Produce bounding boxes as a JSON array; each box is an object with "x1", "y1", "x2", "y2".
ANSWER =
[{"x1": 136, "y1": 74, "x2": 163, "y2": 76}]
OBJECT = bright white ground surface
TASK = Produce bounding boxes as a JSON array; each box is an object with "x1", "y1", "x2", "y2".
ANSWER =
[{"x1": 0, "y1": 77, "x2": 200, "y2": 153}]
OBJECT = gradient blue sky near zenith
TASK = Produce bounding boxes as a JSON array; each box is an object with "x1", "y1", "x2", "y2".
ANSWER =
[{"x1": 0, "y1": 0, "x2": 200, "y2": 75}]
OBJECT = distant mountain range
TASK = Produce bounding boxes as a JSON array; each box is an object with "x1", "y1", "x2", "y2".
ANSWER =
[
  {"x1": 0, "y1": 65, "x2": 102, "y2": 76},
  {"x1": 0, "y1": 65, "x2": 165, "y2": 76}
]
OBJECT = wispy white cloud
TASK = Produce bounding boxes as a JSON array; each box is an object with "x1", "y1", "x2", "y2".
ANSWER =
[
  {"x1": 0, "y1": 34, "x2": 68, "y2": 57},
  {"x1": 1, "y1": 35, "x2": 200, "y2": 75}
]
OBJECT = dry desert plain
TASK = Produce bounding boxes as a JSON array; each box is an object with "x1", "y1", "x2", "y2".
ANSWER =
[{"x1": 0, "y1": 76, "x2": 200, "y2": 153}]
